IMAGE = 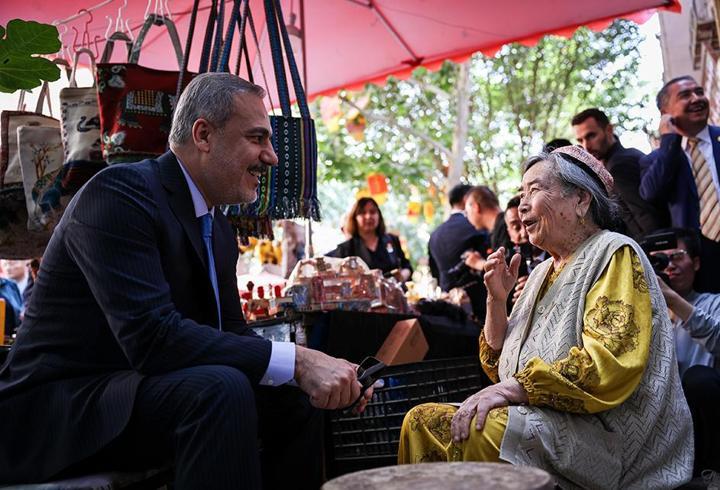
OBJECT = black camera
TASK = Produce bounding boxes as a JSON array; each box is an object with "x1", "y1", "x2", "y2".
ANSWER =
[
  {"x1": 506, "y1": 242, "x2": 539, "y2": 277},
  {"x1": 640, "y1": 231, "x2": 677, "y2": 283}
]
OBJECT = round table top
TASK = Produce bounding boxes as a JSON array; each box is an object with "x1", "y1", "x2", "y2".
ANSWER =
[{"x1": 322, "y1": 463, "x2": 554, "y2": 490}]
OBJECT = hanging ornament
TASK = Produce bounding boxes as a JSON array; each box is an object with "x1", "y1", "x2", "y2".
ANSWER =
[
  {"x1": 367, "y1": 172, "x2": 388, "y2": 196},
  {"x1": 407, "y1": 200, "x2": 421, "y2": 223},
  {"x1": 346, "y1": 113, "x2": 366, "y2": 141},
  {"x1": 423, "y1": 200, "x2": 435, "y2": 221},
  {"x1": 373, "y1": 192, "x2": 388, "y2": 205},
  {"x1": 356, "y1": 187, "x2": 372, "y2": 200}
]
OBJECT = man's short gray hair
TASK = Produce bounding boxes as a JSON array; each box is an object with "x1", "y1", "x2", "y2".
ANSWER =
[
  {"x1": 523, "y1": 152, "x2": 621, "y2": 231},
  {"x1": 169, "y1": 73, "x2": 266, "y2": 146}
]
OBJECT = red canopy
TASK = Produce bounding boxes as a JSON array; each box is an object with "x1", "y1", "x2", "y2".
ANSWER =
[{"x1": 1, "y1": 0, "x2": 681, "y2": 100}]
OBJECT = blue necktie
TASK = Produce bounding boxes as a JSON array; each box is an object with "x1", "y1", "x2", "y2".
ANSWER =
[{"x1": 200, "y1": 213, "x2": 222, "y2": 329}]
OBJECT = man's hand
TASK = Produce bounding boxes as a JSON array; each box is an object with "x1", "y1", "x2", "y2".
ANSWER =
[
  {"x1": 657, "y1": 276, "x2": 695, "y2": 323},
  {"x1": 512, "y1": 275, "x2": 528, "y2": 304},
  {"x1": 659, "y1": 114, "x2": 679, "y2": 136},
  {"x1": 294, "y1": 346, "x2": 361, "y2": 409},
  {"x1": 464, "y1": 251, "x2": 486, "y2": 271},
  {"x1": 450, "y1": 378, "x2": 528, "y2": 442}
]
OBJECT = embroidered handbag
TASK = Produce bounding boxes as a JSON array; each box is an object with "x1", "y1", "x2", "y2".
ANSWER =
[
  {"x1": 1, "y1": 83, "x2": 59, "y2": 188},
  {"x1": 17, "y1": 125, "x2": 66, "y2": 232},
  {"x1": 96, "y1": 14, "x2": 189, "y2": 164},
  {"x1": 0, "y1": 87, "x2": 61, "y2": 258},
  {"x1": 226, "y1": 0, "x2": 320, "y2": 241},
  {"x1": 59, "y1": 48, "x2": 107, "y2": 193}
]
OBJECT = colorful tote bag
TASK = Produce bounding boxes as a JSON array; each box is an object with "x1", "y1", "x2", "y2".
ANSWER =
[
  {"x1": 226, "y1": 0, "x2": 320, "y2": 241},
  {"x1": 17, "y1": 125, "x2": 66, "y2": 232},
  {"x1": 1, "y1": 84, "x2": 59, "y2": 187},
  {"x1": 59, "y1": 48, "x2": 107, "y2": 193},
  {"x1": 96, "y1": 14, "x2": 191, "y2": 164},
  {"x1": 0, "y1": 87, "x2": 61, "y2": 258}
]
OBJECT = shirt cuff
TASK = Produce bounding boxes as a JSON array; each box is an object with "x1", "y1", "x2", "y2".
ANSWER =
[{"x1": 259, "y1": 341, "x2": 296, "y2": 386}]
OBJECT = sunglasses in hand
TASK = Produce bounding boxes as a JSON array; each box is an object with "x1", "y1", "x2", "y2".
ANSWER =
[{"x1": 343, "y1": 356, "x2": 386, "y2": 414}]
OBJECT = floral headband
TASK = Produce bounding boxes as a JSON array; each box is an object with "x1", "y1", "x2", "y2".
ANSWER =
[{"x1": 551, "y1": 145, "x2": 614, "y2": 195}]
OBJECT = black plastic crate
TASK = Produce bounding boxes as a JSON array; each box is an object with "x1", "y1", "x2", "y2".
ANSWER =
[{"x1": 326, "y1": 356, "x2": 487, "y2": 476}]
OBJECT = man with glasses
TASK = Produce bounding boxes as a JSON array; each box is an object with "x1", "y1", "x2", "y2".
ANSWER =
[{"x1": 652, "y1": 227, "x2": 720, "y2": 475}]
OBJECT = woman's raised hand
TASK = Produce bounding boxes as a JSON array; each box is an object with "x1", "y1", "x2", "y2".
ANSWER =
[{"x1": 483, "y1": 247, "x2": 521, "y2": 301}]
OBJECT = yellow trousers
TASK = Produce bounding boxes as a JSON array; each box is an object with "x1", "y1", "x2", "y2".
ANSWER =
[{"x1": 397, "y1": 403, "x2": 507, "y2": 464}]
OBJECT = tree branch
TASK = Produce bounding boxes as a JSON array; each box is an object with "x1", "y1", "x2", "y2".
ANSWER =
[{"x1": 339, "y1": 95, "x2": 453, "y2": 160}]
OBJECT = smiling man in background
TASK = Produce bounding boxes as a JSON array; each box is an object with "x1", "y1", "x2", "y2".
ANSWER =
[{"x1": 640, "y1": 76, "x2": 720, "y2": 293}]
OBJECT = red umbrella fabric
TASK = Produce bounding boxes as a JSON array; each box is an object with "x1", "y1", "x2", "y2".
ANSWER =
[{"x1": 1, "y1": 0, "x2": 680, "y2": 101}]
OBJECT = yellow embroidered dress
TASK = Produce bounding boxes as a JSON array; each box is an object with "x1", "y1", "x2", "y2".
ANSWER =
[{"x1": 398, "y1": 245, "x2": 651, "y2": 463}]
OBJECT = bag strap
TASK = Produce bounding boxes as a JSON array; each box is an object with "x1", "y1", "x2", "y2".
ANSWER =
[
  {"x1": 34, "y1": 82, "x2": 52, "y2": 116},
  {"x1": 273, "y1": 0, "x2": 310, "y2": 118},
  {"x1": 198, "y1": 0, "x2": 219, "y2": 74},
  {"x1": 233, "y1": 0, "x2": 252, "y2": 82},
  {"x1": 218, "y1": 0, "x2": 243, "y2": 73},
  {"x1": 70, "y1": 47, "x2": 97, "y2": 88},
  {"x1": 246, "y1": 4, "x2": 275, "y2": 111},
  {"x1": 16, "y1": 90, "x2": 26, "y2": 111},
  {"x1": 129, "y1": 14, "x2": 183, "y2": 68},
  {"x1": 264, "y1": 0, "x2": 291, "y2": 116},
  {"x1": 209, "y1": 0, "x2": 225, "y2": 73},
  {"x1": 100, "y1": 31, "x2": 134, "y2": 63}
]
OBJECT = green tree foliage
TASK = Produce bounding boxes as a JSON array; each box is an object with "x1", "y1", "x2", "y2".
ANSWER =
[
  {"x1": 0, "y1": 20, "x2": 61, "y2": 93},
  {"x1": 313, "y1": 20, "x2": 647, "y2": 263}
]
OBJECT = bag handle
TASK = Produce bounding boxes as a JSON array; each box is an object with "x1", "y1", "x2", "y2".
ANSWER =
[
  {"x1": 245, "y1": 3, "x2": 275, "y2": 110},
  {"x1": 273, "y1": 0, "x2": 310, "y2": 118},
  {"x1": 176, "y1": 0, "x2": 222, "y2": 100},
  {"x1": 33, "y1": 82, "x2": 52, "y2": 116},
  {"x1": 264, "y1": 0, "x2": 309, "y2": 118},
  {"x1": 209, "y1": 0, "x2": 226, "y2": 73},
  {"x1": 233, "y1": 0, "x2": 252, "y2": 82},
  {"x1": 218, "y1": 0, "x2": 243, "y2": 73},
  {"x1": 100, "y1": 31, "x2": 134, "y2": 63},
  {"x1": 129, "y1": 14, "x2": 183, "y2": 68},
  {"x1": 70, "y1": 47, "x2": 97, "y2": 88}
]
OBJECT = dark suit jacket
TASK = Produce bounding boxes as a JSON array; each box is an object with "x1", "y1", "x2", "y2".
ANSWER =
[
  {"x1": 640, "y1": 126, "x2": 720, "y2": 230},
  {"x1": 327, "y1": 234, "x2": 412, "y2": 276},
  {"x1": 0, "y1": 152, "x2": 272, "y2": 483},
  {"x1": 428, "y1": 213, "x2": 489, "y2": 292},
  {"x1": 605, "y1": 140, "x2": 669, "y2": 239}
]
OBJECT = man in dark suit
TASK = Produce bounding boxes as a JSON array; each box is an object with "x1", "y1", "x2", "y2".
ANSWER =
[
  {"x1": 572, "y1": 107, "x2": 668, "y2": 240},
  {"x1": 640, "y1": 76, "x2": 720, "y2": 293},
  {"x1": 0, "y1": 73, "x2": 366, "y2": 489},
  {"x1": 428, "y1": 184, "x2": 488, "y2": 292},
  {"x1": 428, "y1": 184, "x2": 489, "y2": 319}
]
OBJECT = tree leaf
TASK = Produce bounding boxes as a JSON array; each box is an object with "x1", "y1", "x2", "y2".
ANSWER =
[
  {"x1": 2, "y1": 19, "x2": 60, "y2": 55},
  {"x1": 0, "y1": 19, "x2": 61, "y2": 92},
  {"x1": 0, "y1": 50, "x2": 59, "y2": 91}
]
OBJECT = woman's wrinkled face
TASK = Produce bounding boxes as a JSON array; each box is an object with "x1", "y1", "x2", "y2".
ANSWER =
[
  {"x1": 355, "y1": 201, "x2": 380, "y2": 235},
  {"x1": 518, "y1": 161, "x2": 579, "y2": 253}
]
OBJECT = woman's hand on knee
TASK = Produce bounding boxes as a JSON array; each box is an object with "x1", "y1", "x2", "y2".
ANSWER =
[{"x1": 450, "y1": 379, "x2": 528, "y2": 442}]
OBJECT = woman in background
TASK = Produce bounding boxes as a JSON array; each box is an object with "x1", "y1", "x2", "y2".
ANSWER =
[{"x1": 328, "y1": 197, "x2": 412, "y2": 282}]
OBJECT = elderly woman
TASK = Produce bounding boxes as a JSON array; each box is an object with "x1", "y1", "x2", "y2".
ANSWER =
[{"x1": 398, "y1": 146, "x2": 693, "y2": 489}]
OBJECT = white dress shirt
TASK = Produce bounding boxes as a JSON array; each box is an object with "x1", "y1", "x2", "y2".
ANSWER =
[{"x1": 177, "y1": 155, "x2": 295, "y2": 386}]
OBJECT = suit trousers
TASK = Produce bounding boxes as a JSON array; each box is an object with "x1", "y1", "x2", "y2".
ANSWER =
[
  {"x1": 682, "y1": 365, "x2": 720, "y2": 475},
  {"x1": 54, "y1": 365, "x2": 323, "y2": 490}
]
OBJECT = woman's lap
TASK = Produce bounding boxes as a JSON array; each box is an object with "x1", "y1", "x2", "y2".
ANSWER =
[{"x1": 398, "y1": 403, "x2": 507, "y2": 464}]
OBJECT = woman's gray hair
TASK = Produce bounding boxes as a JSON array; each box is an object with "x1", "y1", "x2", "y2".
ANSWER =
[
  {"x1": 523, "y1": 152, "x2": 622, "y2": 231},
  {"x1": 169, "y1": 73, "x2": 266, "y2": 146}
]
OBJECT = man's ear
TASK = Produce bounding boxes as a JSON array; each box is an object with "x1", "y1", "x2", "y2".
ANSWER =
[
  {"x1": 192, "y1": 118, "x2": 212, "y2": 153},
  {"x1": 693, "y1": 256, "x2": 701, "y2": 273}
]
